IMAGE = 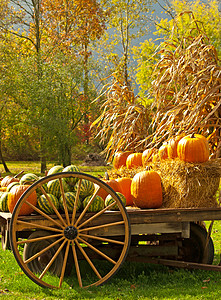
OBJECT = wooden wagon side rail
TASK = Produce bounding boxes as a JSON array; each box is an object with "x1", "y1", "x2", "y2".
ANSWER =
[{"x1": 126, "y1": 207, "x2": 221, "y2": 223}]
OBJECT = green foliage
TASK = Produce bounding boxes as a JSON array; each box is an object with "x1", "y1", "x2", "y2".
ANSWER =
[{"x1": 132, "y1": 39, "x2": 158, "y2": 103}]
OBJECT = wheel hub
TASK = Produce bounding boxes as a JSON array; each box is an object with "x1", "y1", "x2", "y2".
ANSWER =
[{"x1": 64, "y1": 226, "x2": 78, "y2": 240}]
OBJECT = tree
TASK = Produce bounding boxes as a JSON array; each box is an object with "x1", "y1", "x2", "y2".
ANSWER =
[
  {"x1": 41, "y1": 0, "x2": 107, "y2": 144},
  {"x1": 0, "y1": 0, "x2": 107, "y2": 168},
  {"x1": 97, "y1": 0, "x2": 152, "y2": 87}
]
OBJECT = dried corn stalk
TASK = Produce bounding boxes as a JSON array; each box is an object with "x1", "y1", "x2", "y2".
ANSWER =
[
  {"x1": 143, "y1": 13, "x2": 221, "y2": 157},
  {"x1": 92, "y1": 74, "x2": 151, "y2": 160}
]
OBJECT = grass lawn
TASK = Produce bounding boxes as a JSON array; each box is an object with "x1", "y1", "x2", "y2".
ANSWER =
[
  {"x1": 0, "y1": 161, "x2": 111, "y2": 178},
  {"x1": 0, "y1": 161, "x2": 221, "y2": 299}
]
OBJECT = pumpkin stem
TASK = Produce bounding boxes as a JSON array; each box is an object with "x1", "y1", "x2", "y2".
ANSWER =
[
  {"x1": 190, "y1": 133, "x2": 195, "y2": 139},
  {"x1": 14, "y1": 170, "x2": 24, "y2": 178},
  {"x1": 105, "y1": 172, "x2": 109, "y2": 180},
  {"x1": 145, "y1": 166, "x2": 153, "y2": 171}
]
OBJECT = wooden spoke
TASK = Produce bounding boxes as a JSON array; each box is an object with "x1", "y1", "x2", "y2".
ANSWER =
[
  {"x1": 23, "y1": 201, "x2": 65, "y2": 230},
  {"x1": 39, "y1": 239, "x2": 67, "y2": 280},
  {"x1": 59, "y1": 240, "x2": 71, "y2": 288},
  {"x1": 77, "y1": 236, "x2": 117, "y2": 265},
  {"x1": 39, "y1": 186, "x2": 67, "y2": 227},
  {"x1": 71, "y1": 178, "x2": 82, "y2": 226},
  {"x1": 79, "y1": 233, "x2": 125, "y2": 245},
  {"x1": 16, "y1": 220, "x2": 63, "y2": 233},
  {"x1": 59, "y1": 178, "x2": 70, "y2": 226},
  {"x1": 75, "y1": 239, "x2": 102, "y2": 279},
  {"x1": 78, "y1": 220, "x2": 125, "y2": 233},
  {"x1": 71, "y1": 242, "x2": 82, "y2": 288},
  {"x1": 17, "y1": 233, "x2": 63, "y2": 245},
  {"x1": 24, "y1": 237, "x2": 65, "y2": 264},
  {"x1": 77, "y1": 201, "x2": 120, "y2": 230},
  {"x1": 74, "y1": 188, "x2": 100, "y2": 227}
]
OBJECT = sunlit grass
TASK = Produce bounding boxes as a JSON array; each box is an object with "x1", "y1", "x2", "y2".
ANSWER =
[{"x1": 0, "y1": 161, "x2": 111, "y2": 178}]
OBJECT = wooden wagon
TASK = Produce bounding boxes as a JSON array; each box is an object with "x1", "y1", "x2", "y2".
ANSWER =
[{"x1": 0, "y1": 172, "x2": 220, "y2": 288}]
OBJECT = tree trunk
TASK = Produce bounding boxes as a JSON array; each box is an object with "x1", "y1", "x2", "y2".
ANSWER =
[
  {"x1": 60, "y1": 143, "x2": 71, "y2": 167},
  {"x1": 0, "y1": 139, "x2": 10, "y2": 173}
]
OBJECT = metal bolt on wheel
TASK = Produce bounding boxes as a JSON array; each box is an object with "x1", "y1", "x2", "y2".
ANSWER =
[{"x1": 9, "y1": 172, "x2": 131, "y2": 288}]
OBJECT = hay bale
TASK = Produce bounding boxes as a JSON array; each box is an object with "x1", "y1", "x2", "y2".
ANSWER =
[
  {"x1": 109, "y1": 158, "x2": 221, "y2": 209},
  {"x1": 151, "y1": 158, "x2": 221, "y2": 209}
]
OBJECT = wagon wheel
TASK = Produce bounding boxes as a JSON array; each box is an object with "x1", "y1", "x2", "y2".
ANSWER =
[
  {"x1": 9, "y1": 172, "x2": 131, "y2": 289},
  {"x1": 179, "y1": 222, "x2": 214, "y2": 264}
]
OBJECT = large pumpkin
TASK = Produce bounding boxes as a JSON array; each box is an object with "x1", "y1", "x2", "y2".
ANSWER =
[
  {"x1": 113, "y1": 151, "x2": 133, "y2": 169},
  {"x1": 8, "y1": 185, "x2": 37, "y2": 215},
  {"x1": 177, "y1": 133, "x2": 209, "y2": 163},
  {"x1": 126, "y1": 153, "x2": 143, "y2": 169},
  {"x1": 131, "y1": 169, "x2": 163, "y2": 209},
  {"x1": 116, "y1": 177, "x2": 133, "y2": 206}
]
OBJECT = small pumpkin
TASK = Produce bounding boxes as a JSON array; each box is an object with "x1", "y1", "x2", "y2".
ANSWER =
[
  {"x1": 113, "y1": 151, "x2": 133, "y2": 169},
  {"x1": 116, "y1": 177, "x2": 133, "y2": 206},
  {"x1": 158, "y1": 143, "x2": 169, "y2": 161},
  {"x1": 126, "y1": 153, "x2": 143, "y2": 169},
  {"x1": 1, "y1": 171, "x2": 24, "y2": 187},
  {"x1": 167, "y1": 135, "x2": 184, "y2": 159},
  {"x1": 131, "y1": 168, "x2": 163, "y2": 209},
  {"x1": 177, "y1": 133, "x2": 209, "y2": 163},
  {"x1": 8, "y1": 185, "x2": 37, "y2": 215},
  {"x1": 142, "y1": 148, "x2": 157, "y2": 167},
  {"x1": 95, "y1": 172, "x2": 122, "y2": 200},
  {"x1": 1, "y1": 176, "x2": 20, "y2": 187}
]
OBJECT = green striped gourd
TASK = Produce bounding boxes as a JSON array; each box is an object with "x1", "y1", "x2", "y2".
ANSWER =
[
  {"x1": 37, "y1": 194, "x2": 60, "y2": 215},
  {"x1": 47, "y1": 179, "x2": 69, "y2": 198},
  {"x1": 0, "y1": 192, "x2": 10, "y2": 212},
  {"x1": 59, "y1": 192, "x2": 81, "y2": 212},
  {"x1": 105, "y1": 192, "x2": 126, "y2": 210},
  {"x1": 83, "y1": 195, "x2": 104, "y2": 212},
  {"x1": 62, "y1": 165, "x2": 80, "y2": 187},
  {"x1": 20, "y1": 173, "x2": 39, "y2": 185},
  {"x1": 74, "y1": 179, "x2": 95, "y2": 200},
  {"x1": 6, "y1": 181, "x2": 20, "y2": 192},
  {"x1": 47, "y1": 165, "x2": 63, "y2": 175}
]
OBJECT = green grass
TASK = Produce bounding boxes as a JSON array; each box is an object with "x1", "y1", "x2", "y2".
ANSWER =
[
  {"x1": 0, "y1": 161, "x2": 111, "y2": 178},
  {"x1": 0, "y1": 240, "x2": 221, "y2": 299}
]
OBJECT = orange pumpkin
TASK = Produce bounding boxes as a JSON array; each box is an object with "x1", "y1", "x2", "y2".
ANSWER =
[
  {"x1": 131, "y1": 169, "x2": 163, "y2": 209},
  {"x1": 167, "y1": 135, "x2": 184, "y2": 159},
  {"x1": 158, "y1": 143, "x2": 169, "y2": 161},
  {"x1": 96, "y1": 173, "x2": 123, "y2": 200},
  {"x1": 1, "y1": 176, "x2": 19, "y2": 187},
  {"x1": 8, "y1": 185, "x2": 37, "y2": 215},
  {"x1": 177, "y1": 133, "x2": 209, "y2": 163},
  {"x1": 126, "y1": 153, "x2": 143, "y2": 169},
  {"x1": 142, "y1": 148, "x2": 156, "y2": 167},
  {"x1": 116, "y1": 177, "x2": 133, "y2": 206},
  {"x1": 113, "y1": 151, "x2": 133, "y2": 169}
]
